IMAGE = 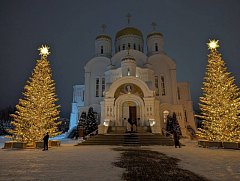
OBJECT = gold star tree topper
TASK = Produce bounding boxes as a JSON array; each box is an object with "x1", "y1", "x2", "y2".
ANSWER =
[
  {"x1": 38, "y1": 45, "x2": 50, "y2": 58},
  {"x1": 207, "y1": 39, "x2": 219, "y2": 50}
]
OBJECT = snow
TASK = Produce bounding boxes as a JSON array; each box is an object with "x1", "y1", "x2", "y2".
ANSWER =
[
  {"x1": 0, "y1": 136, "x2": 10, "y2": 148},
  {"x1": 148, "y1": 139, "x2": 240, "y2": 181},
  {"x1": 0, "y1": 137, "x2": 239, "y2": 181}
]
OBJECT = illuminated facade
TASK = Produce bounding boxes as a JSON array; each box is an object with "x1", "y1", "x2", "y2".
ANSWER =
[{"x1": 70, "y1": 25, "x2": 196, "y2": 137}]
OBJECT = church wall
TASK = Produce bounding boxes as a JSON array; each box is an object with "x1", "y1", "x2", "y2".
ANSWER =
[
  {"x1": 111, "y1": 50, "x2": 147, "y2": 68},
  {"x1": 148, "y1": 54, "x2": 177, "y2": 105},
  {"x1": 177, "y1": 82, "x2": 191, "y2": 101},
  {"x1": 177, "y1": 82, "x2": 197, "y2": 131},
  {"x1": 136, "y1": 67, "x2": 154, "y2": 89},
  {"x1": 84, "y1": 57, "x2": 110, "y2": 106},
  {"x1": 72, "y1": 85, "x2": 85, "y2": 106}
]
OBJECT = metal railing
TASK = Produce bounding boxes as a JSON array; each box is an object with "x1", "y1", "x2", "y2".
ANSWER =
[{"x1": 84, "y1": 129, "x2": 98, "y2": 140}]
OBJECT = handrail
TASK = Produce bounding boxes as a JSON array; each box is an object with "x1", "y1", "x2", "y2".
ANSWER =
[
  {"x1": 162, "y1": 128, "x2": 173, "y2": 137},
  {"x1": 84, "y1": 129, "x2": 98, "y2": 140}
]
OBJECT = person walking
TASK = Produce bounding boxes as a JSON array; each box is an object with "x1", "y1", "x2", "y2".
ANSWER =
[
  {"x1": 173, "y1": 130, "x2": 181, "y2": 148},
  {"x1": 43, "y1": 132, "x2": 49, "y2": 151}
]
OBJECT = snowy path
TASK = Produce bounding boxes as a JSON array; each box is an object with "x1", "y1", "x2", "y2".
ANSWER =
[
  {"x1": 149, "y1": 139, "x2": 240, "y2": 181},
  {"x1": 0, "y1": 137, "x2": 239, "y2": 181},
  {"x1": 0, "y1": 145, "x2": 123, "y2": 181}
]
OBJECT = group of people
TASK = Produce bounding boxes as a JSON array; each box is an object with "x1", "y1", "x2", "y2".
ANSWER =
[{"x1": 128, "y1": 118, "x2": 137, "y2": 132}]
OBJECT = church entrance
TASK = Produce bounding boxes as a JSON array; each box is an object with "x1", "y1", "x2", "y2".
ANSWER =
[
  {"x1": 129, "y1": 106, "x2": 137, "y2": 124},
  {"x1": 114, "y1": 93, "x2": 145, "y2": 130},
  {"x1": 121, "y1": 101, "x2": 139, "y2": 132}
]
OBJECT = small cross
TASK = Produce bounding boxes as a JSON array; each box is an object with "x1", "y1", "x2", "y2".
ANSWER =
[
  {"x1": 126, "y1": 13, "x2": 132, "y2": 24},
  {"x1": 151, "y1": 22, "x2": 157, "y2": 31},
  {"x1": 101, "y1": 24, "x2": 106, "y2": 33}
]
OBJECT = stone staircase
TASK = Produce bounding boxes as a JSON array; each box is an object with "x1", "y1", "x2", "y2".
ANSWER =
[{"x1": 77, "y1": 133, "x2": 174, "y2": 146}]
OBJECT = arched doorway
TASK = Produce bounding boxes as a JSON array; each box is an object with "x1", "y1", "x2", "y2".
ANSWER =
[
  {"x1": 121, "y1": 101, "x2": 139, "y2": 127},
  {"x1": 115, "y1": 94, "x2": 144, "y2": 127}
]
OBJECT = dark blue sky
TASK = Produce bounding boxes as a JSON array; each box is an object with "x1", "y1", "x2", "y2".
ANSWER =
[{"x1": 1, "y1": 0, "x2": 240, "y2": 118}]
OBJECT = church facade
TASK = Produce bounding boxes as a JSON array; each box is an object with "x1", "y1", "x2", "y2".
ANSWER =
[{"x1": 69, "y1": 25, "x2": 196, "y2": 137}]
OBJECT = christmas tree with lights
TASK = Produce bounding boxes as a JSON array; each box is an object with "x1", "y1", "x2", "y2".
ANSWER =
[
  {"x1": 10, "y1": 45, "x2": 61, "y2": 143},
  {"x1": 197, "y1": 40, "x2": 240, "y2": 142},
  {"x1": 85, "y1": 107, "x2": 98, "y2": 135}
]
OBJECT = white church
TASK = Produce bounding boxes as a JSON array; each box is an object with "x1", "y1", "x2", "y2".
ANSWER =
[{"x1": 69, "y1": 21, "x2": 196, "y2": 137}]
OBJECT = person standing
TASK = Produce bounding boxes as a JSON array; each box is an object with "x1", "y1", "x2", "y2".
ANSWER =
[
  {"x1": 43, "y1": 132, "x2": 49, "y2": 151},
  {"x1": 173, "y1": 130, "x2": 181, "y2": 148}
]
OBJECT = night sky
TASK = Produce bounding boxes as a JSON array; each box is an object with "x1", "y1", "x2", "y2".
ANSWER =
[{"x1": 1, "y1": 0, "x2": 240, "y2": 118}]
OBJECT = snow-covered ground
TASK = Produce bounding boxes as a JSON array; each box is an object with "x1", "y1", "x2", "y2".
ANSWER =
[
  {"x1": 149, "y1": 139, "x2": 240, "y2": 181},
  {"x1": 0, "y1": 136, "x2": 10, "y2": 148},
  {"x1": 0, "y1": 133, "x2": 81, "y2": 148},
  {"x1": 0, "y1": 137, "x2": 239, "y2": 181}
]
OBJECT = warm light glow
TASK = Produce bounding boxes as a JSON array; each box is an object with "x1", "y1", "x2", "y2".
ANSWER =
[
  {"x1": 10, "y1": 46, "x2": 60, "y2": 143},
  {"x1": 149, "y1": 119, "x2": 155, "y2": 126},
  {"x1": 103, "y1": 119, "x2": 110, "y2": 126},
  {"x1": 38, "y1": 45, "x2": 50, "y2": 58},
  {"x1": 197, "y1": 40, "x2": 240, "y2": 142},
  {"x1": 207, "y1": 39, "x2": 219, "y2": 50}
]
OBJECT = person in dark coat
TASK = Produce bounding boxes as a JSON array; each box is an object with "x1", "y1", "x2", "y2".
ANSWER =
[
  {"x1": 43, "y1": 132, "x2": 49, "y2": 151},
  {"x1": 173, "y1": 130, "x2": 181, "y2": 148}
]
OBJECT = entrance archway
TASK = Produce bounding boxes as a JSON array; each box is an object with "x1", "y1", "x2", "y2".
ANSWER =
[
  {"x1": 115, "y1": 94, "x2": 145, "y2": 127},
  {"x1": 121, "y1": 101, "x2": 138, "y2": 127}
]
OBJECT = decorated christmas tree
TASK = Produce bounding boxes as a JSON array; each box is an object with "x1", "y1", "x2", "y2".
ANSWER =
[
  {"x1": 197, "y1": 40, "x2": 240, "y2": 142},
  {"x1": 10, "y1": 45, "x2": 61, "y2": 143},
  {"x1": 77, "y1": 111, "x2": 87, "y2": 136},
  {"x1": 85, "y1": 107, "x2": 97, "y2": 135}
]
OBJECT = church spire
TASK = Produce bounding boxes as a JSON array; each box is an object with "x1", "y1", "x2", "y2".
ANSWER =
[
  {"x1": 126, "y1": 13, "x2": 132, "y2": 25},
  {"x1": 101, "y1": 24, "x2": 107, "y2": 34},
  {"x1": 151, "y1": 22, "x2": 157, "y2": 31}
]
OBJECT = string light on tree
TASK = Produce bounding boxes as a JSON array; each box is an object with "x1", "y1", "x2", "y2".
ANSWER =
[
  {"x1": 10, "y1": 45, "x2": 61, "y2": 143},
  {"x1": 197, "y1": 39, "x2": 240, "y2": 142}
]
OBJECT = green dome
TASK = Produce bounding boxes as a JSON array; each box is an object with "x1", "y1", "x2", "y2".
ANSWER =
[{"x1": 116, "y1": 27, "x2": 143, "y2": 39}]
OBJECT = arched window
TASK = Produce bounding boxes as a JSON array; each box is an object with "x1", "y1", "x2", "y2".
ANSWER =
[
  {"x1": 155, "y1": 43, "x2": 158, "y2": 51},
  {"x1": 96, "y1": 78, "x2": 100, "y2": 97},
  {"x1": 127, "y1": 68, "x2": 130, "y2": 76},
  {"x1": 123, "y1": 44, "x2": 125, "y2": 50},
  {"x1": 177, "y1": 87, "x2": 180, "y2": 99},
  {"x1": 154, "y1": 76, "x2": 159, "y2": 96},
  {"x1": 160, "y1": 75, "x2": 166, "y2": 96},
  {"x1": 133, "y1": 44, "x2": 136, "y2": 50},
  {"x1": 101, "y1": 78, "x2": 105, "y2": 97},
  {"x1": 128, "y1": 43, "x2": 131, "y2": 48},
  {"x1": 101, "y1": 46, "x2": 103, "y2": 54}
]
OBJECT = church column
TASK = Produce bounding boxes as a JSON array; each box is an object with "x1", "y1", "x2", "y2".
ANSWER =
[
  {"x1": 144, "y1": 97, "x2": 161, "y2": 133},
  {"x1": 69, "y1": 102, "x2": 78, "y2": 130},
  {"x1": 170, "y1": 69, "x2": 178, "y2": 104},
  {"x1": 100, "y1": 101, "x2": 105, "y2": 124},
  {"x1": 104, "y1": 98, "x2": 115, "y2": 124},
  {"x1": 84, "y1": 72, "x2": 91, "y2": 105}
]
